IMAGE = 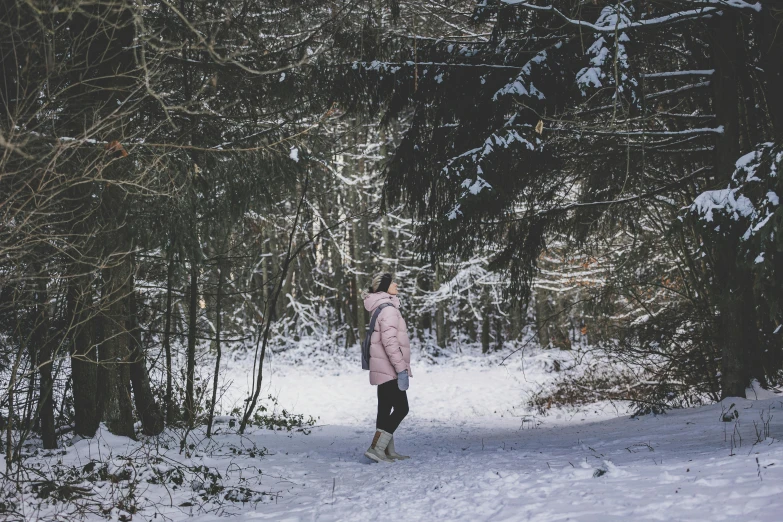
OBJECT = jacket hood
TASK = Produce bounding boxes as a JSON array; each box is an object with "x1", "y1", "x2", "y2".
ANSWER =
[{"x1": 363, "y1": 292, "x2": 400, "y2": 312}]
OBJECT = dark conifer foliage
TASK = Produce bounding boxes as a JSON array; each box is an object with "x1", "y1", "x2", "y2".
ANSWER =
[
  {"x1": 344, "y1": 0, "x2": 783, "y2": 401},
  {"x1": 2, "y1": 0, "x2": 783, "y2": 471}
]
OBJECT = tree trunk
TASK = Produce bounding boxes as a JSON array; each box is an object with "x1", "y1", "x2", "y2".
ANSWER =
[
  {"x1": 281, "y1": 252, "x2": 295, "y2": 317},
  {"x1": 435, "y1": 264, "x2": 446, "y2": 347},
  {"x1": 466, "y1": 310, "x2": 478, "y2": 343},
  {"x1": 77, "y1": 0, "x2": 137, "y2": 437},
  {"x1": 382, "y1": 215, "x2": 392, "y2": 272},
  {"x1": 99, "y1": 253, "x2": 136, "y2": 438},
  {"x1": 495, "y1": 316, "x2": 504, "y2": 352},
  {"x1": 127, "y1": 263, "x2": 164, "y2": 436},
  {"x1": 759, "y1": 1, "x2": 783, "y2": 140},
  {"x1": 347, "y1": 224, "x2": 358, "y2": 346},
  {"x1": 31, "y1": 265, "x2": 56, "y2": 449},
  {"x1": 270, "y1": 230, "x2": 282, "y2": 322},
  {"x1": 163, "y1": 251, "x2": 177, "y2": 424},
  {"x1": 535, "y1": 288, "x2": 551, "y2": 349},
  {"x1": 68, "y1": 270, "x2": 100, "y2": 438},
  {"x1": 352, "y1": 190, "x2": 366, "y2": 343},
  {"x1": 380, "y1": 127, "x2": 394, "y2": 273},
  {"x1": 185, "y1": 260, "x2": 199, "y2": 427},
  {"x1": 481, "y1": 305, "x2": 491, "y2": 354},
  {"x1": 359, "y1": 190, "x2": 370, "y2": 332},
  {"x1": 207, "y1": 257, "x2": 226, "y2": 438},
  {"x1": 330, "y1": 206, "x2": 344, "y2": 327},
  {"x1": 419, "y1": 272, "x2": 432, "y2": 342},
  {"x1": 509, "y1": 298, "x2": 524, "y2": 341},
  {"x1": 710, "y1": 14, "x2": 758, "y2": 398},
  {"x1": 296, "y1": 227, "x2": 314, "y2": 305},
  {"x1": 5, "y1": 342, "x2": 25, "y2": 470},
  {"x1": 261, "y1": 227, "x2": 270, "y2": 310}
]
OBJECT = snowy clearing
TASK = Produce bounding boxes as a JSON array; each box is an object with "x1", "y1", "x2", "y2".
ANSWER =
[{"x1": 9, "y1": 349, "x2": 783, "y2": 521}]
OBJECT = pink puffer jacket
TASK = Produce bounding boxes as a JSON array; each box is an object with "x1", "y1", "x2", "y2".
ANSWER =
[{"x1": 364, "y1": 292, "x2": 412, "y2": 385}]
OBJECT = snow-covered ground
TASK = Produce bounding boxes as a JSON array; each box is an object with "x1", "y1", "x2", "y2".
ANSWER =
[{"x1": 7, "y1": 348, "x2": 783, "y2": 521}]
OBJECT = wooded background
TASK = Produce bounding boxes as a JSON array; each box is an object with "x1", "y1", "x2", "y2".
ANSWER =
[{"x1": 2, "y1": 0, "x2": 782, "y2": 465}]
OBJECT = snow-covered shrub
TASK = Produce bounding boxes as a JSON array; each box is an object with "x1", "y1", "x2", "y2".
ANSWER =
[
  {"x1": 0, "y1": 423, "x2": 285, "y2": 521},
  {"x1": 230, "y1": 395, "x2": 317, "y2": 434}
]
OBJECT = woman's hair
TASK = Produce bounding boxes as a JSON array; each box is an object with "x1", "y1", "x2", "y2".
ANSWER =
[{"x1": 361, "y1": 272, "x2": 393, "y2": 299}]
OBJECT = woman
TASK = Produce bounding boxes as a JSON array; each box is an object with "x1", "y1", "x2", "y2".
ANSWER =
[{"x1": 362, "y1": 272, "x2": 412, "y2": 463}]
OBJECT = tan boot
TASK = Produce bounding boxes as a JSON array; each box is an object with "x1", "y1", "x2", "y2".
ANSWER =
[
  {"x1": 385, "y1": 435, "x2": 410, "y2": 460},
  {"x1": 364, "y1": 430, "x2": 393, "y2": 463}
]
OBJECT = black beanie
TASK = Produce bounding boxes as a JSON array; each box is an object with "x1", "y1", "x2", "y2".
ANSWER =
[{"x1": 376, "y1": 273, "x2": 393, "y2": 293}]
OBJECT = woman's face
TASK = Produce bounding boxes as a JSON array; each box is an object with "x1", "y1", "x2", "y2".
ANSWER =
[{"x1": 387, "y1": 281, "x2": 399, "y2": 295}]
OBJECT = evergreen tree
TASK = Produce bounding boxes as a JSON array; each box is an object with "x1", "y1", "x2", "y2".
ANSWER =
[{"x1": 345, "y1": 0, "x2": 783, "y2": 400}]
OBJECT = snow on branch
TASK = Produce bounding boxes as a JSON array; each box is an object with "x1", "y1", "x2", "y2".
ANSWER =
[
  {"x1": 352, "y1": 60, "x2": 525, "y2": 72},
  {"x1": 568, "y1": 4, "x2": 646, "y2": 106},
  {"x1": 684, "y1": 0, "x2": 761, "y2": 10},
  {"x1": 641, "y1": 70, "x2": 714, "y2": 78},
  {"x1": 516, "y1": 166, "x2": 712, "y2": 221},
  {"x1": 645, "y1": 81, "x2": 711, "y2": 101},
  {"x1": 582, "y1": 126, "x2": 724, "y2": 137},
  {"x1": 690, "y1": 187, "x2": 754, "y2": 223},
  {"x1": 496, "y1": 1, "x2": 760, "y2": 32},
  {"x1": 493, "y1": 43, "x2": 560, "y2": 101},
  {"x1": 689, "y1": 142, "x2": 782, "y2": 244},
  {"x1": 440, "y1": 123, "x2": 539, "y2": 219},
  {"x1": 576, "y1": 5, "x2": 635, "y2": 95},
  {"x1": 413, "y1": 258, "x2": 500, "y2": 310}
]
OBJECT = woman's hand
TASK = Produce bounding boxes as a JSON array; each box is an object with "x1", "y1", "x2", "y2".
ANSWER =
[{"x1": 397, "y1": 370, "x2": 409, "y2": 391}]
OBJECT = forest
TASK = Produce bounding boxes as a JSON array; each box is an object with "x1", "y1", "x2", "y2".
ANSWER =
[{"x1": 1, "y1": 1, "x2": 783, "y2": 520}]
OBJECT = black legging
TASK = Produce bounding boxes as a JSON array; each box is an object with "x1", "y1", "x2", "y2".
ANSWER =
[{"x1": 376, "y1": 379, "x2": 409, "y2": 434}]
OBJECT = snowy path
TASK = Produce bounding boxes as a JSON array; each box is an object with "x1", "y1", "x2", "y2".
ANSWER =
[
  {"x1": 20, "y1": 353, "x2": 782, "y2": 521},
  {"x1": 202, "y1": 358, "x2": 783, "y2": 522}
]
